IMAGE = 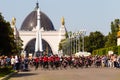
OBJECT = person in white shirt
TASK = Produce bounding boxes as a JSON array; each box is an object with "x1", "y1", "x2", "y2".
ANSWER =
[{"x1": 11, "y1": 56, "x2": 15, "y2": 69}]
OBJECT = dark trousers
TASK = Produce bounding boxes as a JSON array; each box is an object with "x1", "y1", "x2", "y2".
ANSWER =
[
  {"x1": 43, "y1": 61, "x2": 48, "y2": 69},
  {"x1": 15, "y1": 63, "x2": 20, "y2": 71},
  {"x1": 35, "y1": 62, "x2": 39, "y2": 70}
]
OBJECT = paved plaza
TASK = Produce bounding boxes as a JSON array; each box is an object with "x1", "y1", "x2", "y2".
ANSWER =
[{"x1": 9, "y1": 67, "x2": 120, "y2": 80}]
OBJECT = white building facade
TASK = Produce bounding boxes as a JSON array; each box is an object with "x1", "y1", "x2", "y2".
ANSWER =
[{"x1": 19, "y1": 3, "x2": 67, "y2": 55}]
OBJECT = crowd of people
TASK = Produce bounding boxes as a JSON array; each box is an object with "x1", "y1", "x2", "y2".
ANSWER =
[
  {"x1": 0, "y1": 55, "x2": 29, "y2": 72},
  {"x1": 0, "y1": 54, "x2": 120, "y2": 72},
  {"x1": 33, "y1": 54, "x2": 120, "y2": 70}
]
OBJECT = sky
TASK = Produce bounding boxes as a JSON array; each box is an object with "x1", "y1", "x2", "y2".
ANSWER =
[{"x1": 0, "y1": 0, "x2": 120, "y2": 35}]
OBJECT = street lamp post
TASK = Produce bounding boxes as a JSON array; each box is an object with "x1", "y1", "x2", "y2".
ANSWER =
[
  {"x1": 74, "y1": 30, "x2": 86, "y2": 53},
  {"x1": 72, "y1": 32, "x2": 79, "y2": 54},
  {"x1": 81, "y1": 30, "x2": 86, "y2": 52},
  {"x1": 68, "y1": 32, "x2": 73, "y2": 56},
  {"x1": 75, "y1": 32, "x2": 79, "y2": 53},
  {"x1": 77, "y1": 31, "x2": 82, "y2": 52},
  {"x1": 68, "y1": 30, "x2": 86, "y2": 55},
  {"x1": 72, "y1": 32, "x2": 77, "y2": 53}
]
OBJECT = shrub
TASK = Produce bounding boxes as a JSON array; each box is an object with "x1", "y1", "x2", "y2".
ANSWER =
[
  {"x1": 0, "y1": 66, "x2": 14, "y2": 77},
  {"x1": 92, "y1": 46, "x2": 120, "y2": 55}
]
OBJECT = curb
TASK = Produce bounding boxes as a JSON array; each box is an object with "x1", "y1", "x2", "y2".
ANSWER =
[{"x1": 0, "y1": 71, "x2": 18, "y2": 80}]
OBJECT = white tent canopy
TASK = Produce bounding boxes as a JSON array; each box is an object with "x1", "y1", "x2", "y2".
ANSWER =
[{"x1": 75, "y1": 51, "x2": 91, "y2": 57}]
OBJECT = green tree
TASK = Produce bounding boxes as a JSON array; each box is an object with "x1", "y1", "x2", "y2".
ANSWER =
[
  {"x1": 105, "y1": 19, "x2": 120, "y2": 47},
  {"x1": 58, "y1": 38, "x2": 70, "y2": 55},
  {"x1": 87, "y1": 31, "x2": 105, "y2": 53},
  {"x1": 58, "y1": 39, "x2": 66, "y2": 50},
  {"x1": 0, "y1": 13, "x2": 16, "y2": 55},
  {"x1": 16, "y1": 37, "x2": 23, "y2": 53}
]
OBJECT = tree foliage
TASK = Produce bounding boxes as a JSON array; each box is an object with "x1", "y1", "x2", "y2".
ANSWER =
[
  {"x1": 59, "y1": 31, "x2": 105, "y2": 54},
  {"x1": 0, "y1": 13, "x2": 22, "y2": 56},
  {"x1": 105, "y1": 19, "x2": 120, "y2": 47},
  {"x1": 85, "y1": 31, "x2": 105, "y2": 53},
  {"x1": 59, "y1": 19, "x2": 120, "y2": 55}
]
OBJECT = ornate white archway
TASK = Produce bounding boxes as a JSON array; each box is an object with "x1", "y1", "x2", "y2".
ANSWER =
[{"x1": 19, "y1": 28, "x2": 66, "y2": 54}]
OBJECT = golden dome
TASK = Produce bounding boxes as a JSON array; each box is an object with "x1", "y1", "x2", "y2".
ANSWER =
[{"x1": 117, "y1": 31, "x2": 120, "y2": 38}]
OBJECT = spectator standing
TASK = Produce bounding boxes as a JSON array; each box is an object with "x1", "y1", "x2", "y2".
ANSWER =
[
  {"x1": 15, "y1": 55, "x2": 20, "y2": 72},
  {"x1": 11, "y1": 56, "x2": 15, "y2": 69},
  {"x1": 24, "y1": 57, "x2": 29, "y2": 70},
  {"x1": 6, "y1": 56, "x2": 11, "y2": 66}
]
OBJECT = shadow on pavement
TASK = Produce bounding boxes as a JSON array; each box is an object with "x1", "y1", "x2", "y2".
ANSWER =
[{"x1": 11, "y1": 72, "x2": 38, "y2": 78}]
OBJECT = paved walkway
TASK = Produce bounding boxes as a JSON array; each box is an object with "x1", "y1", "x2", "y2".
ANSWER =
[{"x1": 9, "y1": 67, "x2": 120, "y2": 80}]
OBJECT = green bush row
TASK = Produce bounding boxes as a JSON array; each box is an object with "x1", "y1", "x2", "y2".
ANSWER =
[
  {"x1": 0, "y1": 66, "x2": 14, "y2": 77},
  {"x1": 92, "y1": 46, "x2": 120, "y2": 56}
]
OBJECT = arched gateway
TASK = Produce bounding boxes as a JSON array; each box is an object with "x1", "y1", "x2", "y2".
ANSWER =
[{"x1": 19, "y1": 3, "x2": 67, "y2": 55}]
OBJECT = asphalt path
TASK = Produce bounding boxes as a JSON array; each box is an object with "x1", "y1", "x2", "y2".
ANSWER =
[{"x1": 9, "y1": 67, "x2": 120, "y2": 80}]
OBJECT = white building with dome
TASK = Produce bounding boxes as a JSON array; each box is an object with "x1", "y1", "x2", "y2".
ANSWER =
[{"x1": 19, "y1": 2, "x2": 67, "y2": 55}]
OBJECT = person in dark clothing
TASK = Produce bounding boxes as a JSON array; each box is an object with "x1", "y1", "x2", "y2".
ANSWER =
[{"x1": 24, "y1": 57, "x2": 29, "y2": 70}]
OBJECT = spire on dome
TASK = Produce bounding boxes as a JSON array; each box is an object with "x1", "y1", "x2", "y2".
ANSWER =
[
  {"x1": 34, "y1": 0, "x2": 39, "y2": 10},
  {"x1": 36, "y1": 1, "x2": 39, "y2": 9}
]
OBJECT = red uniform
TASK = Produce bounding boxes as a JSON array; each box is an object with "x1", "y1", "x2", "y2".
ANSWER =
[
  {"x1": 43, "y1": 55, "x2": 49, "y2": 68},
  {"x1": 34, "y1": 57, "x2": 39, "y2": 70},
  {"x1": 43, "y1": 56, "x2": 48, "y2": 62},
  {"x1": 35, "y1": 57, "x2": 39, "y2": 63},
  {"x1": 55, "y1": 56, "x2": 60, "y2": 62},
  {"x1": 49, "y1": 56, "x2": 54, "y2": 62}
]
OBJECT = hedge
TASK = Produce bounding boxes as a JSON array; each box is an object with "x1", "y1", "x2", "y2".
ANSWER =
[{"x1": 92, "y1": 46, "x2": 120, "y2": 56}]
